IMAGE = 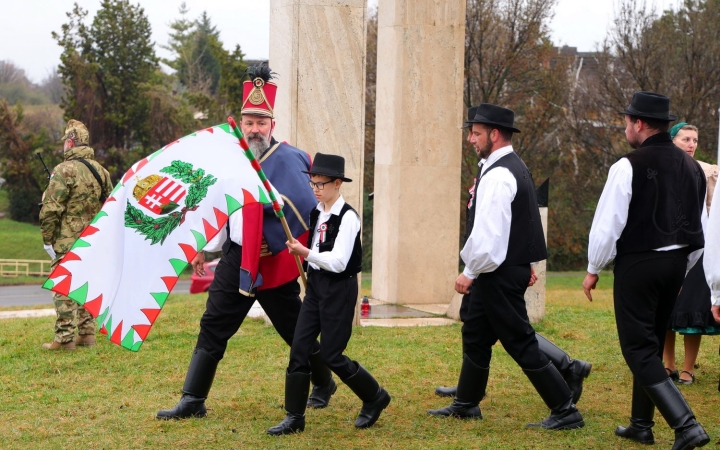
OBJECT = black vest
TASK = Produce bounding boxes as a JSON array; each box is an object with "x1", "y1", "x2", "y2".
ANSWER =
[
  {"x1": 307, "y1": 202, "x2": 362, "y2": 277},
  {"x1": 616, "y1": 133, "x2": 705, "y2": 256},
  {"x1": 464, "y1": 163, "x2": 484, "y2": 244},
  {"x1": 480, "y1": 152, "x2": 548, "y2": 266}
]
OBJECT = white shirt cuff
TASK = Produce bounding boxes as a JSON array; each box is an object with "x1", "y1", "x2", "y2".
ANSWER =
[
  {"x1": 712, "y1": 295, "x2": 720, "y2": 307},
  {"x1": 462, "y1": 267, "x2": 477, "y2": 280},
  {"x1": 587, "y1": 264, "x2": 602, "y2": 275}
]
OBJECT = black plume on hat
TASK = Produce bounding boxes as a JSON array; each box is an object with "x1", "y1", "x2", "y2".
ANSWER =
[
  {"x1": 243, "y1": 64, "x2": 276, "y2": 83},
  {"x1": 302, "y1": 153, "x2": 352, "y2": 182}
]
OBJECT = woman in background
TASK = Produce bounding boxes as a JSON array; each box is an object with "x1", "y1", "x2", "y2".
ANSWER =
[{"x1": 663, "y1": 122, "x2": 720, "y2": 385}]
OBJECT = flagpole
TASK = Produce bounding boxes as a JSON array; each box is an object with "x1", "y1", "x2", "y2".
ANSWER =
[{"x1": 227, "y1": 116, "x2": 307, "y2": 289}]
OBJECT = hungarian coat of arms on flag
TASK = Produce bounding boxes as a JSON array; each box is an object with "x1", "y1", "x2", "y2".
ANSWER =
[{"x1": 42, "y1": 123, "x2": 282, "y2": 351}]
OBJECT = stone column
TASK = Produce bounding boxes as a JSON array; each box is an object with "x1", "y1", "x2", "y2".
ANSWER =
[
  {"x1": 269, "y1": 0, "x2": 366, "y2": 208},
  {"x1": 371, "y1": 0, "x2": 466, "y2": 305},
  {"x1": 270, "y1": 0, "x2": 367, "y2": 322}
]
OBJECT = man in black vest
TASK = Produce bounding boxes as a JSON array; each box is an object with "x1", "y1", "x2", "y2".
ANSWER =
[
  {"x1": 428, "y1": 104, "x2": 584, "y2": 430},
  {"x1": 434, "y1": 107, "x2": 592, "y2": 405},
  {"x1": 583, "y1": 91, "x2": 709, "y2": 449}
]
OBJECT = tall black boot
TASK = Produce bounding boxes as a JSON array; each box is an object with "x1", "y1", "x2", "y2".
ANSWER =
[
  {"x1": 524, "y1": 362, "x2": 584, "y2": 430},
  {"x1": 536, "y1": 333, "x2": 592, "y2": 404},
  {"x1": 615, "y1": 378, "x2": 655, "y2": 445},
  {"x1": 267, "y1": 371, "x2": 311, "y2": 435},
  {"x1": 307, "y1": 350, "x2": 337, "y2": 409},
  {"x1": 343, "y1": 363, "x2": 391, "y2": 428},
  {"x1": 644, "y1": 378, "x2": 710, "y2": 450},
  {"x1": 157, "y1": 348, "x2": 218, "y2": 420},
  {"x1": 428, "y1": 354, "x2": 487, "y2": 419}
]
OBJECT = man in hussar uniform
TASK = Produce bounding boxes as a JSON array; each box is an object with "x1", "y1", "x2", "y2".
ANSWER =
[
  {"x1": 157, "y1": 65, "x2": 336, "y2": 420},
  {"x1": 40, "y1": 119, "x2": 113, "y2": 350}
]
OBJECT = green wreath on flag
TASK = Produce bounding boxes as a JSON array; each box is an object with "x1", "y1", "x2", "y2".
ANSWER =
[{"x1": 125, "y1": 160, "x2": 218, "y2": 245}]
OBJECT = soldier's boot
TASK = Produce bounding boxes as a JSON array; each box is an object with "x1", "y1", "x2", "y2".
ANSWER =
[
  {"x1": 535, "y1": 333, "x2": 592, "y2": 404},
  {"x1": 615, "y1": 378, "x2": 656, "y2": 445},
  {"x1": 643, "y1": 378, "x2": 710, "y2": 450},
  {"x1": 525, "y1": 362, "x2": 585, "y2": 430},
  {"x1": 75, "y1": 305, "x2": 96, "y2": 347},
  {"x1": 74, "y1": 335, "x2": 96, "y2": 347},
  {"x1": 344, "y1": 363, "x2": 392, "y2": 428},
  {"x1": 267, "y1": 372, "x2": 311, "y2": 435},
  {"x1": 307, "y1": 350, "x2": 337, "y2": 409},
  {"x1": 157, "y1": 348, "x2": 218, "y2": 420},
  {"x1": 41, "y1": 340, "x2": 76, "y2": 351},
  {"x1": 428, "y1": 354, "x2": 487, "y2": 419}
]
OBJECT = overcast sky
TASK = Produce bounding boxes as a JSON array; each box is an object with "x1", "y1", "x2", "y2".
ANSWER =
[{"x1": 2, "y1": 0, "x2": 677, "y2": 84}]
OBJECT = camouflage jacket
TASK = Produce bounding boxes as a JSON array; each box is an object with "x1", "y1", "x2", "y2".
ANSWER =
[{"x1": 39, "y1": 145, "x2": 113, "y2": 254}]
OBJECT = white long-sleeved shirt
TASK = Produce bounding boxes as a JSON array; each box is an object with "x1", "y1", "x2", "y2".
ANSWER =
[
  {"x1": 587, "y1": 158, "x2": 707, "y2": 275},
  {"x1": 704, "y1": 180, "x2": 720, "y2": 306},
  {"x1": 306, "y1": 196, "x2": 361, "y2": 273},
  {"x1": 461, "y1": 146, "x2": 517, "y2": 279}
]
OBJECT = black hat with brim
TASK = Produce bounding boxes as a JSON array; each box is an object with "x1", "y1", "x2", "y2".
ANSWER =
[
  {"x1": 302, "y1": 153, "x2": 352, "y2": 182},
  {"x1": 467, "y1": 103, "x2": 521, "y2": 133},
  {"x1": 462, "y1": 106, "x2": 479, "y2": 129},
  {"x1": 619, "y1": 91, "x2": 678, "y2": 121}
]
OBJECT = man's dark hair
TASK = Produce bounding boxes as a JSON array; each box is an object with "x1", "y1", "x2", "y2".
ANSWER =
[
  {"x1": 480, "y1": 124, "x2": 513, "y2": 141},
  {"x1": 628, "y1": 115, "x2": 671, "y2": 133}
]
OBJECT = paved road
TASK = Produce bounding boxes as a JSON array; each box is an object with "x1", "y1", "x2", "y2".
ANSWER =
[{"x1": 0, "y1": 280, "x2": 193, "y2": 308}]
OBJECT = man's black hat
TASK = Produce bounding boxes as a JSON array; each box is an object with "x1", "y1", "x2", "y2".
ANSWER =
[
  {"x1": 302, "y1": 153, "x2": 352, "y2": 182},
  {"x1": 467, "y1": 103, "x2": 521, "y2": 133},
  {"x1": 619, "y1": 91, "x2": 678, "y2": 121},
  {"x1": 462, "y1": 106, "x2": 479, "y2": 129}
]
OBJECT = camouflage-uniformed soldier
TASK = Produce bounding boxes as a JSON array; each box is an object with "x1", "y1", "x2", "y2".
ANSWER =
[{"x1": 39, "y1": 119, "x2": 113, "y2": 351}]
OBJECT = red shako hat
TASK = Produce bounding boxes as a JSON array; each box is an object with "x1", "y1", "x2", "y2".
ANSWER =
[{"x1": 241, "y1": 64, "x2": 277, "y2": 118}]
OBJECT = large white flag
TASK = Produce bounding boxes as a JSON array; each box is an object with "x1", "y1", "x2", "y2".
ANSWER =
[{"x1": 42, "y1": 123, "x2": 281, "y2": 351}]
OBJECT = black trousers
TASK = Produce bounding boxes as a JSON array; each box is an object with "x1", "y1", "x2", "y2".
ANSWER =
[
  {"x1": 196, "y1": 241, "x2": 319, "y2": 361},
  {"x1": 462, "y1": 264, "x2": 548, "y2": 370},
  {"x1": 613, "y1": 249, "x2": 688, "y2": 386},
  {"x1": 288, "y1": 270, "x2": 358, "y2": 380}
]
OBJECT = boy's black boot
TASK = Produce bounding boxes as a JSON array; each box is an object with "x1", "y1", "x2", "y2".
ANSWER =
[
  {"x1": 343, "y1": 363, "x2": 391, "y2": 428},
  {"x1": 307, "y1": 350, "x2": 337, "y2": 409},
  {"x1": 267, "y1": 371, "x2": 311, "y2": 436},
  {"x1": 535, "y1": 333, "x2": 592, "y2": 404}
]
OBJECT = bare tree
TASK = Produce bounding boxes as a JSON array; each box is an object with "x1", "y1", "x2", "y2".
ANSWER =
[{"x1": 0, "y1": 61, "x2": 30, "y2": 85}]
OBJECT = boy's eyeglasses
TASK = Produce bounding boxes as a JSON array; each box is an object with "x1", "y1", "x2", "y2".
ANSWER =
[{"x1": 309, "y1": 180, "x2": 333, "y2": 190}]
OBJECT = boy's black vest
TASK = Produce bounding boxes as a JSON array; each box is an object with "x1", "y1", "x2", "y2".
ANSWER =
[
  {"x1": 616, "y1": 132, "x2": 705, "y2": 256},
  {"x1": 307, "y1": 202, "x2": 362, "y2": 277},
  {"x1": 473, "y1": 151, "x2": 547, "y2": 266}
]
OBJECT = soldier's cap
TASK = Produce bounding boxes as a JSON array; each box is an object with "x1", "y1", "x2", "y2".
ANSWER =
[{"x1": 62, "y1": 119, "x2": 90, "y2": 144}]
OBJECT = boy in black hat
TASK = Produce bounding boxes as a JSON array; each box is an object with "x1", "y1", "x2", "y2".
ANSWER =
[
  {"x1": 267, "y1": 153, "x2": 391, "y2": 435},
  {"x1": 428, "y1": 103, "x2": 584, "y2": 431},
  {"x1": 583, "y1": 91, "x2": 709, "y2": 449}
]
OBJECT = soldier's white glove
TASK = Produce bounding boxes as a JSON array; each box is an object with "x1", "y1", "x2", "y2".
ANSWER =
[{"x1": 44, "y1": 244, "x2": 56, "y2": 260}]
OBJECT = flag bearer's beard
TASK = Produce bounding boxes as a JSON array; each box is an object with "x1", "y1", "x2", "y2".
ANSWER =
[{"x1": 247, "y1": 132, "x2": 271, "y2": 158}]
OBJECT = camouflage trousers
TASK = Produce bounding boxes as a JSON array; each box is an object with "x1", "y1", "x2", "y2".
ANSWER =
[{"x1": 50, "y1": 254, "x2": 95, "y2": 343}]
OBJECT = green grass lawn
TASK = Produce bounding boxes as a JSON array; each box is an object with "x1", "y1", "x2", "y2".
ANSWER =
[
  {"x1": 0, "y1": 218, "x2": 48, "y2": 261},
  {"x1": 1, "y1": 275, "x2": 718, "y2": 449}
]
